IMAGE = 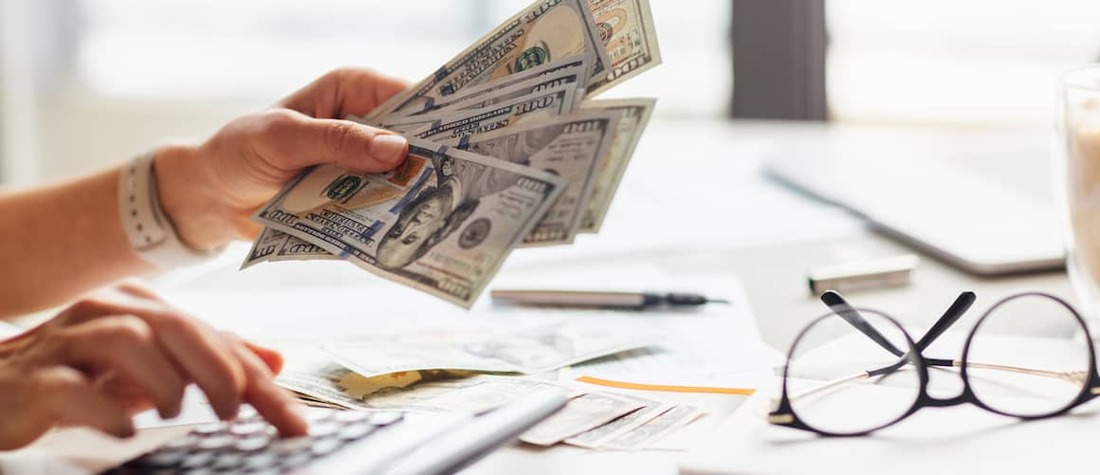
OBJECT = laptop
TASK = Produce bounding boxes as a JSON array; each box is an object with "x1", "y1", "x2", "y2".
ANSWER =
[{"x1": 764, "y1": 125, "x2": 1065, "y2": 275}]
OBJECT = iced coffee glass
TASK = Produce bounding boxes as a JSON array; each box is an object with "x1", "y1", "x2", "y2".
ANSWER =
[{"x1": 1060, "y1": 66, "x2": 1100, "y2": 320}]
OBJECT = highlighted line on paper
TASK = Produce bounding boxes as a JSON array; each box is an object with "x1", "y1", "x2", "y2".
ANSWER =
[{"x1": 575, "y1": 375, "x2": 755, "y2": 396}]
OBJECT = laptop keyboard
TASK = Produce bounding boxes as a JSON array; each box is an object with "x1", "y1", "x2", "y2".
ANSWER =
[{"x1": 105, "y1": 407, "x2": 405, "y2": 474}]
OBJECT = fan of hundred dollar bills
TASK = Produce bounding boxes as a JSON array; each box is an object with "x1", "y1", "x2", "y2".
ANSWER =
[{"x1": 244, "y1": 0, "x2": 660, "y2": 307}]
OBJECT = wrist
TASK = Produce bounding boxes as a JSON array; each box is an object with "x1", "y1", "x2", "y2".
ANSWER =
[{"x1": 153, "y1": 143, "x2": 237, "y2": 251}]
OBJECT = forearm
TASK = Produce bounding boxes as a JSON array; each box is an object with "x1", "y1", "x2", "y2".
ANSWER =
[{"x1": 0, "y1": 166, "x2": 155, "y2": 318}]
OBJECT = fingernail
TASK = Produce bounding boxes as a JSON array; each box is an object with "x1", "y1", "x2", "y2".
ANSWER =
[{"x1": 370, "y1": 134, "x2": 408, "y2": 163}]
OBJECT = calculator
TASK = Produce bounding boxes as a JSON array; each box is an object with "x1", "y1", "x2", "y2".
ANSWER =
[{"x1": 105, "y1": 388, "x2": 568, "y2": 475}]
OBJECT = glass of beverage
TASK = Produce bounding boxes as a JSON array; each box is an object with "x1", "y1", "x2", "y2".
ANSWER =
[{"x1": 1059, "y1": 65, "x2": 1100, "y2": 321}]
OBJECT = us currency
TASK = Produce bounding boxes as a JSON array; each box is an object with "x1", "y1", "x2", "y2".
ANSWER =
[
  {"x1": 242, "y1": 228, "x2": 341, "y2": 268},
  {"x1": 324, "y1": 320, "x2": 658, "y2": 377},
  {"x1": 269, "y1": 234, "x2": 340, "y2": 262},
  {"x1": 241, "y1": 227, "x2": 291, "y2": 269},
  {"x1": 365, "y1": 0, "x2": 610, "y2": 120},
  {"x1": 602, "y1": 404, "x2": 704, "y2": 450},
  {"x1": 577, "y1": 97, "x2": 656, "y2": 233},
  {"x1": 437, "y1": 63, "x2": 589, "y2": 115},
  {"x1": 253, "y1": 138, "x2": 567, "y2": 307},
  {"x1": 520, "y1": 392, "x2": 645, "y2": 446},
  {"x1": 460, "y1": 111, "x2": 619, "y2": 245},
  {"x1": 584, "y1": 0, "x2": 663, "y2": 97},
  {"x1": 407, "y1": 56, "x2": 592, "y2": 116},
  {"x1": 564, "y1": 398, "x2": 674, "y2": 449},
  {"x1": 278, "y1": 363, "x2": 563, "y2": 414},
  {"x1": 380, "y1": 82, "x2": 582, "y2": 140}
]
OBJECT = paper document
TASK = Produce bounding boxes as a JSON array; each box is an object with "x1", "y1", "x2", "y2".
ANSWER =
[{"x1": 324, "y1": 320, "x2": 658, "y2": 377}]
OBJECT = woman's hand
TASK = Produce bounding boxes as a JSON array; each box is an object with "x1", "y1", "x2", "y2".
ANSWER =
[
  {"x1": 0, "y1": 283, "x2": 307, "y2": 450},
  {"x1": 154, "y1": 68, "x2": 411, "y2": 251}
]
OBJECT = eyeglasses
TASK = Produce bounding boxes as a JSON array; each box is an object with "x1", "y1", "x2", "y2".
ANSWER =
[{"x1": 768, "y1": 290, "x2": 1100, "y2": 436}]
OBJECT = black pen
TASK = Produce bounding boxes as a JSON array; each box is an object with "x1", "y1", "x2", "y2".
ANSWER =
[{"x1": 489, "y1": 289, "x2": 730, "y2": 310}]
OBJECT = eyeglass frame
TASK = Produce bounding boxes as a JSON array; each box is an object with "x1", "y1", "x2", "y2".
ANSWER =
[{"x1": 768, "y1": 290, "x2": 1100, "y2": 437}]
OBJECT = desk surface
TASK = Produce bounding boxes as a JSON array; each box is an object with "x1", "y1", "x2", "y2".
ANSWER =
[{"x1": 3, "y1": 118, "x2": 1072, "y2": 474}]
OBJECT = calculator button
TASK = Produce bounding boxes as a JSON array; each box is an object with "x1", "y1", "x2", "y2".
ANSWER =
[
  {"x1": 308, "y1": 421, "x2": 341, "y2": 438},
  {"x1": 193, "y1": 422, "x2": 228, "y2": 436},
  {"x1": 271, "y1": 437, "x2": 313, "y2": 455},
  {"x1": 229, "y1": 421, "x2": 270, "y2": 436},
  {"x1": 178, "y1": 451, "x2": 216, "y2": 469},
  {"x1": 311, "y1": 437, "x2": 344, "y2": 456},
  {"x1": 211, "y1": 452, "x2": 246, "y2": 471},
  {"x1": 241, "y1": 452, "x2": 279, "y2": 471},
  {"x1": 233, "y1": 435, "x2": 273, "y2": 452},
  {"x1": 336, "y1": 423, "x2": 377, "y2": 441},
  {"x1": 196, "y1": 434, "x2": 235, "y2": 451},
  {"x1": 279, "y1": 451, "x2": 314, "y2": 468}
]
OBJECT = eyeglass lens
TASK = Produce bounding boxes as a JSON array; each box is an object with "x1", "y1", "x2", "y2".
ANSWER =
[
  {"x1": 964, "y1": 293, "x2": 1091, "y2": 417},
  {"x1": 784, "y1": 308, "x2": 921, "y2": 435}
]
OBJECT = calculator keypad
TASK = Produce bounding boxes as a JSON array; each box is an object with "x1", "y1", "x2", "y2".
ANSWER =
[{"x1": 106, "y1": 408, "x2": 404, "y2": 474}]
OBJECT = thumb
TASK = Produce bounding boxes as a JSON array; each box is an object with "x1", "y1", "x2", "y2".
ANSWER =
[{"x1": 258, "y1": 110, "x2": 408, "y2": 173}]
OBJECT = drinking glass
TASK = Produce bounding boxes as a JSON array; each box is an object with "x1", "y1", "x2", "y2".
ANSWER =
[{"x1": 1060, "y1": 66, "x2": 1100, "y2": 321}]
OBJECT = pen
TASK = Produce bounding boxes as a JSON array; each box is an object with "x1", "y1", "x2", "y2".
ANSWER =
[{"x1": 489, "y1": 289, "x2": 730, "y2": 309}]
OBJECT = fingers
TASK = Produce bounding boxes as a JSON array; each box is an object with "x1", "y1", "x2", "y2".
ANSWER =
[
  {"x1": 149, "y1": 312, "x2": 247, "y2": 420},
  {"x1": 59, "y1": 315, "x2": 187, "y2": 419},
  {"x1": 279, "y1": 67, "x2": 411, "y2": 119},
  {"x1": 255, "y1": 110, "x2": 408, "y2": 173},
  {"x1": 55, "y1": 291, "x2": 248, "y2": 421},
  {"x1": 225, "y1": 335, "x2": 308, "y2": 437},
  {"x1": 240, "y1": 339, "x2": 285, "y2": 374},
  {"x1": 40, "y1": 367, "x2": 135, "y2": 438}
]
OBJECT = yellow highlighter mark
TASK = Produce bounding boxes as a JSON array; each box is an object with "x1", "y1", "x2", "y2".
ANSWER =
[{"x1": 575, "y1": 376, "x2": 756, "y2": 395}]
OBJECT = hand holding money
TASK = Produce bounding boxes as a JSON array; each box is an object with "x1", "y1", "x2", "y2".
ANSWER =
[
  {"x1": 155, "y1": 69, "x2": 412, "y2": 252},
  {"x1": 244, "y1": 0, "x2": 662, "y2": 306}
]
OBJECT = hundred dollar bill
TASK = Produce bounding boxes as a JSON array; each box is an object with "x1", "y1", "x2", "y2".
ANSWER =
[
  {"x1": 278, "y1": 362, "x2": 562, "y2": 414},
  {"x1": 520, "y1": 392, "x2": 644, "y2": 446},
  {"x1": 324, "y1": 320, "x2": 657, "y2": 377},
  {"x1": 380, "y1": 82, "x2": 582, "y2": 140},
  {"x1": 564, "y1": 398, "x2": 674, "y2": 449},
  {"x1": 437, "y1": 63, "x2": 589, "y2": 115},
  {"x1": 366, "y1": 0, "x2": 611, "y2": 120},
  {"x1": 407, "y1": 56, "x2": 592, "y2": 116},
  {"x1": 241, "y1": 227, "x2": 291, "y2": 269},
  {"x1": 460, "y1": 111, "x2": 619, "y2": 245},
  {"x1": 584, "y1": 0, "x2": 663, "y2": 97},
  {"x1": 242, "y1": 228, "x2": 342, "y2": 268},
  {"x1": 269, "y1": 234, "x2": 338, "y2": 262},
  {"x1": 603, "y1": 404, "x2": 703, "y2": 450},
  {"x1": 252, "y1": 138, "x2": 567, "y2": 307},
  {"x1": 577, "y1": 97, "x2": 656, "y2": 233}
]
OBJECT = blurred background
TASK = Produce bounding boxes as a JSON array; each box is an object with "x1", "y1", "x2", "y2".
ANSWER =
[{"x1": 1, "y1": 0, "x2": 1099, "y2": 186}]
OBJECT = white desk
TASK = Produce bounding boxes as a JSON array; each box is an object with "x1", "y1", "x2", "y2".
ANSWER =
[{"x1": 2, "y1": 118, "x2": 1073, "y2": 474}]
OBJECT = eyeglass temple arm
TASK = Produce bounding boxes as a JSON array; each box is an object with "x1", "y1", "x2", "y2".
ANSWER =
[
  {"x1": 914, "y1": 291, "x2": 976, "y2": 352},
  {"x1": 820, "y1": 291, "x2": 904, "y2": 357},
  {"x1": 821, "y1": 290, "x2": 976, "y2": 367}
]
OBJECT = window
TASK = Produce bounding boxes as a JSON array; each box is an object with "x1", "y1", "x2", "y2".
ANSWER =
[
  {"x1": 1, "y1": 0, "x2": 730, "y2": 182},
  {"x1": 827, "y1": 0, "x2": 1100, "y2": 127}
]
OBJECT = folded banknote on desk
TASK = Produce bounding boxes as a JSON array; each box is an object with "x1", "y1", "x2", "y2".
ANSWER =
[
  {"x1": 324, "y1": 320, "x2": 658, "y2": 377},
  {"x1": 278, "y1": 367, "x2": 703, "y2": 450},
  {"x1": 242, "y1": 0, "x2": 661, "y2": 307}
]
